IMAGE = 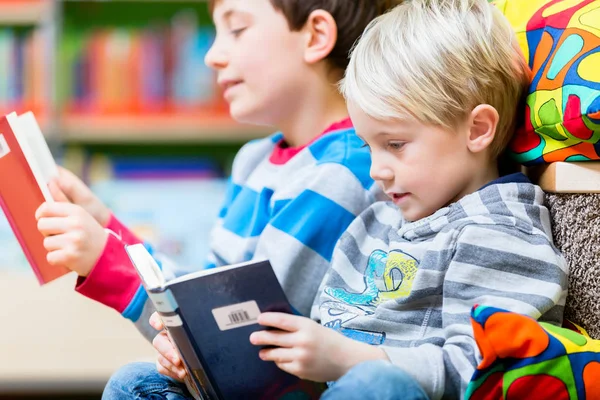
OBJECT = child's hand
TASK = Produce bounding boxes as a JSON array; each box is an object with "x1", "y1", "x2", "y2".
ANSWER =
[
  {"x1": 35, "y1": 202, "x2": 108, "y2": 277},
  {"x1": 150, "y1": 312, "x2": 187, "y2": 382},
  {"x1": 249, "y1": 313, "x2": 388, "y2": 382},
  {"x1": 48, "y1": 167, "x2": 111, "y2": 227}
]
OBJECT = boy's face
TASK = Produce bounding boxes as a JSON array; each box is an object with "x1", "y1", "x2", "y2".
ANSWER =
[
  {"x1": 349, "y1": 102, "x2": 482, "y2": 222},
  {"x1": 206, "y1": 0, "x2": 308, "y2": 126}
]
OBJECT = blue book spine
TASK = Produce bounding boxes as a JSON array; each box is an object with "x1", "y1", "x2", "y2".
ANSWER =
[{"x1": 14, "y1": 33, "x2": 24, "y2": 103}]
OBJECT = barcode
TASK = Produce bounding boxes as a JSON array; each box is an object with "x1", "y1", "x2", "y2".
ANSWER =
[
  {"x1": 228, "y1": 310, "x2": 253, "y2": 325},
  {"x1": 212, "y1": 300, "x2": 261, "y2": 331}
]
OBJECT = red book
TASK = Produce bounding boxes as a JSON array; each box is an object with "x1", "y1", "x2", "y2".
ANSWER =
[{"x1": 0, "y1": 111, "x2": 70, "y2": 284}]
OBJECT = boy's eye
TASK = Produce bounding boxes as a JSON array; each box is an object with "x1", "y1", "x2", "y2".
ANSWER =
[
  {"x1": 360, "y1": 142, "x2": 371, "y2": 151},
  {"x1": 387, "y1": 141, "x2": 405, "y2": 151},
  {"x1": 230, "y1": 27, "x2": 247, "y2": 37}
]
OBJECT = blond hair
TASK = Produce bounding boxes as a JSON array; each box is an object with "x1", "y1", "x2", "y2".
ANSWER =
[{"x1": 341, "y1": 0, "x2": 530, "y2": 159}]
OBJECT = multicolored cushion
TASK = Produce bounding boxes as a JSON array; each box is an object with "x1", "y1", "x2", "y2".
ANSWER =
[
  {"x1": 466, "y1": 305, "x2": 600, "y2": 400},
  {"x1": 493, "y1": 0, "x2": 600, "y2": 164}
]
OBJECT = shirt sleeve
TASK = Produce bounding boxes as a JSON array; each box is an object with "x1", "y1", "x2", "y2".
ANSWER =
[
  {"x1": 381, "y1": 224, "x2": 568, "y2": 399},
  {"x1": 75, "y1": 216, "x2": 181, "y2": 341},
  {"x1": 104, "y1": 214, "x2": 142, "y2": 245}
]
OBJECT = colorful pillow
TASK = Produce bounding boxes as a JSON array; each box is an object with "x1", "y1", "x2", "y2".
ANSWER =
[
  {"x1": 492, "y1": 0, "x2": 600, "y2": 165},
  {"x1": 466, "y1": 305, "x2": 600, "y2": 400}
]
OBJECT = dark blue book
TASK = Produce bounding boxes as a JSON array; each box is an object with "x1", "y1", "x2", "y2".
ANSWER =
[{"x1": 125, "y1": 244, "x2": 325, "y2": 400}]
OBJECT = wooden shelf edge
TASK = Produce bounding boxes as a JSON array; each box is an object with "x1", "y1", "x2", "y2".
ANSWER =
[
  {"x1": 60, "y1": 115, "x2": 270, "y2": 143},
  {"x1": 527, "y1": 161, "x2": 600, "y2": 194},
  {"x1": 0, "y1": 1, "x2": 48, "y2": 25}
]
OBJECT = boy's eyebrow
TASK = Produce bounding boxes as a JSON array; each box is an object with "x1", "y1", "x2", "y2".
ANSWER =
[
  {"x1": 356, "y1": 132, "x2": 393, "y2": 141},
  {"x1": 221, "y1": 9, "x2": 236, "y2": 20},
  {"x1": 219, "y1": 8, "x2": 250, "y2": 22}
]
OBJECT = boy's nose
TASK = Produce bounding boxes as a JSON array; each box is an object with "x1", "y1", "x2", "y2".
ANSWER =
[
  {"x1": 370, "y1": 159, "x2": 395, "y2": 183},
  {"x1": 204, "y1": 39, "x2": 228, "y2": 70}
]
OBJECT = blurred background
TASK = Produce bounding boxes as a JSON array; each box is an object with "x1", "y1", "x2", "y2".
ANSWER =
[{"x1": 0, "y1": 0, "x2": 269, "y2": 398}]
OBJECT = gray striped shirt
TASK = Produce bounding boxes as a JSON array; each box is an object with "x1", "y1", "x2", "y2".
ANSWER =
[{"x1": 318, "y1": 179, "x2": 568, "y2": 399}]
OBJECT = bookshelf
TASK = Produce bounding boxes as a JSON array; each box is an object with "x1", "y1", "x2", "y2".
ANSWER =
[
  {"x1": 60, "y1": 114, "x2": 269, "y2": 143},
  {"x1": 53, "y1": 0, "x2": 266, "y2": 145},
  {"x1": 0, "y1": 0, "x2": 267, "y2": 145}
]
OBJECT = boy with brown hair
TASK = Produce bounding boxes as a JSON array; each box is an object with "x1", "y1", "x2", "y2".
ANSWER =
[{"x1": 35, "y1": 0, "x2": 397, "y2": 398}]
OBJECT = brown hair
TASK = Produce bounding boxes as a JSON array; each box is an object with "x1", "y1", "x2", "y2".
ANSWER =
[{"x1": 209, "y1": 0, "x2": 400, "y2": 72}]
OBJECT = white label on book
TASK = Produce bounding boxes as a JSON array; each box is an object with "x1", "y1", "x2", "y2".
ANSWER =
[
  {"x1": 0, "y1": 134, "x2": 10, "y2": 159},
  {"x1": 212, "y1": 300, "x2": 261, "y2": 331},
  {"x1": 161, "y1": 314, "x2": 183, "y2": 327},
  {"x1": 148, "y1": 290, "x2": 178, "y2": 313}
]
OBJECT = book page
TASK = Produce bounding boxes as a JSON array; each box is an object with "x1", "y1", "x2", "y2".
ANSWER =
[
  {"x1": 18, "y1": 112, "x2": 58, "y2": 184},
  {"x1": 6, "y1": 112, "x2": 54, "y2": 203},
  {"x1": 125, "y1": 244, "x2": 167, "y2": 290}
]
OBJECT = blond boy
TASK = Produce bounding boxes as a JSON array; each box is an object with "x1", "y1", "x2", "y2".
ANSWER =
[{"x1": 250, "y1": 1, "x2": 568, "y2": 399}]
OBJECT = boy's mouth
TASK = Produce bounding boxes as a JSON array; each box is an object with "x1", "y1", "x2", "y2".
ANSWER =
[
  {"x1": 219, "y1": 79, "x2": 243, "y2": 100},
  {"x1": 389, "y1": 192, "x2": 410, "y2": 205},
  {"x1": 219, "y1": 79, "x2": 243, "y2": 91}
]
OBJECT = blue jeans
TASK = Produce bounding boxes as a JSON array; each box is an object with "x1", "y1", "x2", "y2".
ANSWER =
[
  {"x1": 103, "y1": 360, "x2": 428, "y2": 400},
  {"x1": 102, "y1": 362, "x2": 192, "y2": 400},
  {"x1": 321, "y1": 360, "x2": 429, "y2": 400}
]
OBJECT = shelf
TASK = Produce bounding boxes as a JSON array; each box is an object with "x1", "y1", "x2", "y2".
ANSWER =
[
  {"x1": 0, "y1": 0, "x2": 49, "y2": 26},
  {"x1": 527, "y1": 162, "x2": 600, "y2": 193},
  {"x1": 60, "y1": 114, "x2": 270, "y2": 144}
]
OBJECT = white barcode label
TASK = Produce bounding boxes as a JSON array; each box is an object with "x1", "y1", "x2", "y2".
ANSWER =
[
  {"x1": 0, "y1": 134, "x2": 10, "y2": 159},
  {"x1": 212, "y1": 300, "x2": 260, "y2": 331}
]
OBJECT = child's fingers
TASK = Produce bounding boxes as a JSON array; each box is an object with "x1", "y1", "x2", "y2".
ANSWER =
[
  {"x1": 149, "y1": 312, "x2": 164, "y2": 331},
  {"x1": 38, "y1": 217, "x2": 70, "y2": 236},
  {"x1": 35, "y1": 202, "x2": 79, "y2": 220},
  {"x1": 256, "y1": 312, "x2": 302, "y2": 332},
  {"x1": 48, "y1": 180, "x2": 71, "y2": 203},
  {"x1": 57, "y1": 167, "x2": 92, "y2": 202},
  {"x1": 156, "y1": 358, "x2": 186, "y2": 383},
  {"x1": 157, "y1": 354, "x2": 186, "y2": 379},
  {"x1": 152, "y1": 332, "x2": 181, "y2": 366},
  {"x1": 249, "y1": 330, "x2": 294, "y2": 348},
  {"x1": 46, "y1": 249, "x2": 70, "y2": 267},
  {"x1": 258, "y1": 347, "x2": 295, "y2": 363},
  {"x1": 43, "y1": 234, "x2": 69, "y2": 251},
  {"x1": 273, "y1": 361, "x2": 302, "y2": 379}
]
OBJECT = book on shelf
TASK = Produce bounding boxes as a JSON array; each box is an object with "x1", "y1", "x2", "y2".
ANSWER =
[
  {"x1": 125, "y1": 243, "x2": 325, "y2": 400},
  {"x1": 0, "y1": 27, "x2": 47, "y2": 113},
  {"x1": 0, "y1": 111, "x2": 70, "y2": 284},
  {"x1": 527, "y1": 161, "x2": 600, "y2": 193}
]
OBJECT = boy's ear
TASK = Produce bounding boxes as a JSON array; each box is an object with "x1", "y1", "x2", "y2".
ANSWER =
[
  {"x1": 466, "y1": 105, "x2": 499, "y2": 154},
  {"x1": 303, "y1": 10, "x2": 337, "y2": 64}
]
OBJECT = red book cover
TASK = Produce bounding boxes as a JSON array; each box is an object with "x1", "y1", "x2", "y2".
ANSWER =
[{"x1": 0, "y1": 112, "x2": 69, "y2": 284}]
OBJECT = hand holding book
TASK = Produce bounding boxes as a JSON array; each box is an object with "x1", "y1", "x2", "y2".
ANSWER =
[
  {"x1": 0, "y1": 111, "x2": 113, "y2": 283},
  {"x1": 125, "y1": 244, "x2": 327, "y2": 399},
  {"x1": 149, "y1": 311, "x2": 188, "y2": 382},
  {"x1": 47, "y1": 166, "x2": 112, "y2": 227},
  {"x1": 250, "y1": 312, "x2": 389, "y2": 383},
  {"x1": 0, "y1": 112, "x2": 69, "y2": 283},
  {"x1": 35, "y1": 201, "x2": 108, "y2": 277}
]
